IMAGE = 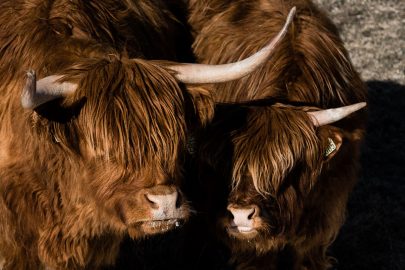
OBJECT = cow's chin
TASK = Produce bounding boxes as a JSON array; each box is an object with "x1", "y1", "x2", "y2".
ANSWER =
[{"x1": 128, "y1": 218, "x2": 186, "y2": 238}]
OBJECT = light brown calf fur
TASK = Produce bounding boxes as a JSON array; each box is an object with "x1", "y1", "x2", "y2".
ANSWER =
[
  {"x1": 188, "y1": 0, "x2": 367, "y2": 269},
  {"x1": 0, "y1": 1, "x2": 214, "y2": 269}
]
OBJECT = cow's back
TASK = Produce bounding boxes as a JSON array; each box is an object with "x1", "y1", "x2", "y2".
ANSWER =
[{"x1": 189, "y1": 0, "x2": 366, "y2": 108}]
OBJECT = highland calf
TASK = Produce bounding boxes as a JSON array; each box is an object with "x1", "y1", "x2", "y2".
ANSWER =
[
  {"x1": 0, "y1": 0, "x2": 290, "y2": 269},
  {"x1": 188, "y1": 1, "x2": 367, "y2": 269},
  {"x1": 195, "y1": 100, "x2": 366, "y2": 269}
]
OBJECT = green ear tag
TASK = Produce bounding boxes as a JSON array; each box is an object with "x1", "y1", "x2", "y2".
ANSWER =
[{"x1": 325, "y1": 138, "x2": 337, "y2": 157}]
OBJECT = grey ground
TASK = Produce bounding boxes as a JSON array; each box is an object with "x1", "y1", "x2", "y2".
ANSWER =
[{"x1": 315, "y1": 0, "x2": 404, "y2": 84}]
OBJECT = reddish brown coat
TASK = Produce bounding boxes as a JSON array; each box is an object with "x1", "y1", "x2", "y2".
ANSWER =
[{"x1": 0, "y1": 1, "x2": 212, "y2": 269}]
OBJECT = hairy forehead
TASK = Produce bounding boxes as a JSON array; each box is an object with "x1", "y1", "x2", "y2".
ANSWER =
[
  {"x1": 63, "y1": 58, "x2": 187, "y2": 173},
  {"x1": 230, "y1": 106, "x2": 320, "y2": 194}
]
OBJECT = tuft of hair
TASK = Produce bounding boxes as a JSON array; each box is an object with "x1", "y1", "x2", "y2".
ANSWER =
[
  {"x1": 58, "y1": 57, "x2": 187, "y2": 174},
  {"x1": 231, "y1": 105, "x2": 323, "y2": 196}
]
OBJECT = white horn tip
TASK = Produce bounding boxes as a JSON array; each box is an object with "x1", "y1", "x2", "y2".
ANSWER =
[
  {"x1": 290, "y1": 6, "x2": 297, "y2": 17},
  {"x1": 354, "y1": 102, "x2": 367, "y2": 109},
  {"x1": 22, "y1": 70, "x2": 37, "y2": 109},
  {"x1": 26, "y1": 70, "x2": 35, "y2": 77},
  {"x1": 285, "y1": 7, "x2": 297, "y2": 25},
  {"x1": 309, "y1": 102, "x2": 367, "y2": 126}
]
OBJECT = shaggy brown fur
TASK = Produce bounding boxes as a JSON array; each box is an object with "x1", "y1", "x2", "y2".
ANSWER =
[
  {"x1": 187, "y1": 0, "x2": 367, "y2": 269},
  {"x1": 194, "y1": 101, "x2": 365, "y2": 269},
  {"x1": 189, "y1": 0, "x2": 365, "y2": 106},
  {"x1": 0, "y1": 1, "x2": 212, "y2": 269}
]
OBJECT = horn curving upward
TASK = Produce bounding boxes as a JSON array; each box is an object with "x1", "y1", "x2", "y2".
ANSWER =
[
  {"x1": 308, "y1": 102, "x2": 367, "y2": 126},
  {"x1": 169, "y1": 6, "x2": 297, "y2": 84}
]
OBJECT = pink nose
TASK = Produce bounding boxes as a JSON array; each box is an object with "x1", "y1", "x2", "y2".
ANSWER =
[
  {"x1": 227, "y1": 205, "x2": 259, "y2": 228},
  {"x1": 145, "y1": 191, "x2": 181, "y2": 220}
]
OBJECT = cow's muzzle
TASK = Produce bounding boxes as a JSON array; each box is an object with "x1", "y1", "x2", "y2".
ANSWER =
[{"x1": 129, "y1": 186, "x2": 190, "y2": 236}]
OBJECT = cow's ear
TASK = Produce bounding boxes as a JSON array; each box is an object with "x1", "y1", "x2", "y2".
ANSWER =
[
  {"x1": 186, "y1": 85, "x2": 215, "y2": 127},
  {"x1": 318, "y1": 126, "x2": 344, "y2": 161}
]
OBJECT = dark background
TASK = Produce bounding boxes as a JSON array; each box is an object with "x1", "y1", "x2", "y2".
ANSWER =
[{"x1": 331, "y1": 80, "x2": 405, "y2": 270}]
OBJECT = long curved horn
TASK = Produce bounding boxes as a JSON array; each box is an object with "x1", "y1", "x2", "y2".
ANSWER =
[
  {"x1": 21, "y1": 71, "x2": 77, "y2": 109},
  {"x1": 169, "y1": 6, "x2": 296, "y2": 84},
  {"x1": 308, "y1": 102, "x2": 367, "y2": 126}
]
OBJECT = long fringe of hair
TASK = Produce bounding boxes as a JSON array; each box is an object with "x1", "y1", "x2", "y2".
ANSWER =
[{"x1": 231, "y1": 105, "x2": 323, "y2": 196}]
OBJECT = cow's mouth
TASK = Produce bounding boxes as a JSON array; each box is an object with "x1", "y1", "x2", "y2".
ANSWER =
[
  {"x1": 140, "y1": 218, "x2": 184, "y2": 234},
  {"x1": 226, "y1": 225, "x2": 258, "y2": 239}
]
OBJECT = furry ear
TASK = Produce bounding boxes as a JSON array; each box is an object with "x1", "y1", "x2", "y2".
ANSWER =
[
  {"x1": 317, "y1": 126, "x2": 344, "y2": 161},
  {"x1": 186, "y1": 85, "x2": 215, "y2": 127}
]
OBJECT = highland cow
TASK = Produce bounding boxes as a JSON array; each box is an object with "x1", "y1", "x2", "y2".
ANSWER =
[
  {"x1": 193, "y1": 100, "x2": 366, "y2": 270},
  {"x1": 0, "y1": 0, "x2": 292, "y2": 269},
  {"x1": 187, "y1": 1, "x2": 367, "y2": 269}
]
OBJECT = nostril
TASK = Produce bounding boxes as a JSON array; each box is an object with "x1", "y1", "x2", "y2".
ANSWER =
[
  {"x1": 144, "y1": 193, "x2": 158, "y2": 207},
  {"x1": 247, "y1": 208, "x2": 255, "y2": 220},
  {"x1": 175, "y1": 192, "x2": 182, "y2": 209},
  {"x1": 144, "y1": 191, "x2": 178, "y2": 210},
  {"x1": 228, "y1": 210, "x2": 235, "y2": 220},
  {"x1": 228, "y1": 205, "x2": 259, "y2": 225}
]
